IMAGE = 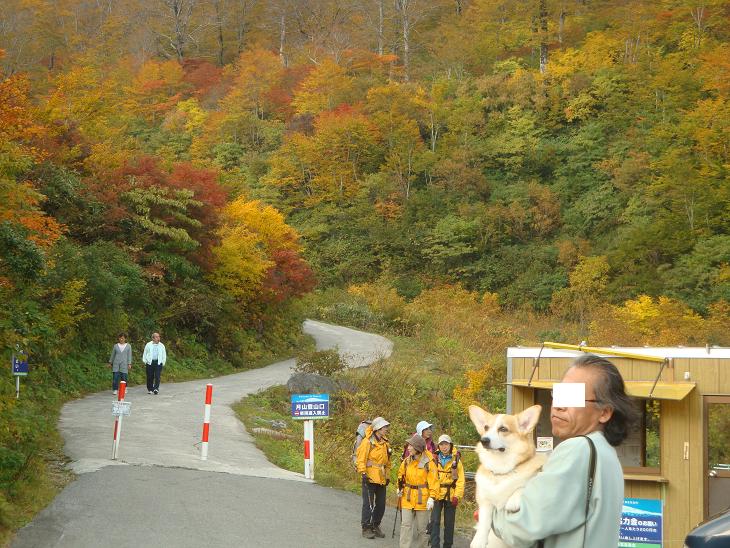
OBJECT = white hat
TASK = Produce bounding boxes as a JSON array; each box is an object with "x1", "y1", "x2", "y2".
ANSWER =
[
  {"x1": 438, "y1": 434, "x2": 452, "y2": 445},
  {"x1": 416, "y1": 420, "x2": 433, "y2": 436},
  {"x1": 372, "y1": 417, "x2": 390, "y2": 431}
]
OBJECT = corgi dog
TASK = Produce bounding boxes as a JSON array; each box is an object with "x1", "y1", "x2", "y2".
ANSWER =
[{"x1": 468, "y1": 404, "x2": 546, "y2": 548}]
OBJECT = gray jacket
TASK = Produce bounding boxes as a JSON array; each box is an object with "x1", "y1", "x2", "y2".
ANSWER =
[{"x1": 109, "y1": 344, "x2": 132, "y2": 373}]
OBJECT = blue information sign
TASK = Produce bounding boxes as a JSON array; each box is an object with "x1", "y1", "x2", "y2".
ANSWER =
[
  {"x1": 619, "y1": 498, "x2": 663, "y2": 548},
  {"x1": 12, "y1": 353, "x2": 29, "y2": 376},
  {"x1": 291, "y1": 394, "x2": 329, "y2": 420}
]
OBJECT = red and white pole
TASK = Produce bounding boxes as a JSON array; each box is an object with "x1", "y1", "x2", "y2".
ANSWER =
[
  {"x1": 201, "y1": 383, "x2": 213, "y2": 460},
  {"x1": 303, "y1": 419, "x2": 314, "y2": 479},
  {"x1": 111, "y1": 381, "x2": 127, "y2": 460}
]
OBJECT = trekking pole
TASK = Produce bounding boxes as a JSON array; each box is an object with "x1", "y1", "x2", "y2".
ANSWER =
[
  {"x1": 393, "y1": 478, "x2": 403, "y2": 538},
  {"x1": 368, "y1": 485, "x2": 376, "y2": 527},
  {"x1": 392, "y1": 495, "x2": 401, "y2": 538}
]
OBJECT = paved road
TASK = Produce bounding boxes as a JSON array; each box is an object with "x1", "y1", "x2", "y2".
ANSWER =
[{"x1": 11, "y1": 320, "x2": 471, "y2": 548}]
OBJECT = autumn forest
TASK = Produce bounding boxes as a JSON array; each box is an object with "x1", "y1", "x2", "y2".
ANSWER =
[{"x1": 1, "y1": 0, "x2": 730, "y2": 536}]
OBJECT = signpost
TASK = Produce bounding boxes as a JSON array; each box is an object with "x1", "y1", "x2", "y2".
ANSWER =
[
  {"x1": 111, "y1": 381, "x2": 130, "y2": 460},
  {"x1": 11, "y1": 349, "x2": 28, "y2": 399},
  {"x1": 619, "y1": 498, "x2": 663, "y2": 548},
  {"x1": 291, "y1": 394, "x2": 330, "y2": 479}
]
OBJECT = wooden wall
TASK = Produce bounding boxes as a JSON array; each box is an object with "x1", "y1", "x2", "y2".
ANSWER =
[{"x1": 508, "y1": 354, "x2": 730, "y2": 548}]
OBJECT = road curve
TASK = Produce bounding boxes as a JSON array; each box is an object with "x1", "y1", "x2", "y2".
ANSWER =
[{"x1": 60, "y1": 319, "x2": 393, "y2": 478}]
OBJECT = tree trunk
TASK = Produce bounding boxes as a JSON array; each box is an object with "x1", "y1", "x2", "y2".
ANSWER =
[
  {"x1": 279, "y1": 13, "x2": 287, "y2": 66},
  {"x1": 377, "y1": 0, "x2": 384, "y2": 55},
  {"x1": 215, "y1": 0, "x2": 225, "y2": 66},
  {"x1": 395, "y1": 0, "x2": 410, "y2": 82},
  {"x1": 538, "y1": 0, "x2": 548, "y2": 74}
]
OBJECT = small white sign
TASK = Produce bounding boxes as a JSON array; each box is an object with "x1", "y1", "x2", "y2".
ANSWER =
[
  {"x1": 552, "y1": 382, "x2": 586, "y2": 407},
  {"x1": 112, "y1": 401, "x2": 132, "y2": 416},
  {"x1": 536, "y1": 437, "x2": 553, "y2": 452}
]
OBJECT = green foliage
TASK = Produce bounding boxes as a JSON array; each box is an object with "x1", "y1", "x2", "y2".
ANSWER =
[{"x1": 294, "y1": 348, "x2": 347, "y2": 376}]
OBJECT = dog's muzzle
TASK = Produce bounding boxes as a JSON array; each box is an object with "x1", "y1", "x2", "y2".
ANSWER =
[{"x1": 480, "y1": 436, "x2": 506, "y2": 452}]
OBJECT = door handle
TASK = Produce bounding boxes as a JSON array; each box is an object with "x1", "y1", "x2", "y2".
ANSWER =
[{"x1": 709, "y1": 469, "x2": 718, "y2": 477}]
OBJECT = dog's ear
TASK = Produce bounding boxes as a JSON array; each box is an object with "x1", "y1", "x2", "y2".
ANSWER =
[
  {"x1": 516, "y1": 405, "x2": 542, "y2": 434},
  {"x1": 468, "y1": 405, "x2": 494, "y2": 434}
]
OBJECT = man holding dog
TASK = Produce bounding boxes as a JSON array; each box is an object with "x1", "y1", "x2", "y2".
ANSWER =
[{"x1": 490, "y1": 354, "x2": 637, "y2": 548}]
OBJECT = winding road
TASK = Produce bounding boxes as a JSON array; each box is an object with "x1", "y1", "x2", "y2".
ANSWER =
[{"x1": 11, "y1": 320, "x2": 469, "y2": 548}]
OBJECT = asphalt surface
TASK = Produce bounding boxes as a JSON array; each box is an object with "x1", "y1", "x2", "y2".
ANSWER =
[
  {"x1": 12, "y1": 466, "x2": 397, "y2": 548},
  {"x1": 11, "y1": 321, "x2": 469, "y2": 548},
  {"x1": 9, "y1": 320, "x2": 464, "y2": 547}
]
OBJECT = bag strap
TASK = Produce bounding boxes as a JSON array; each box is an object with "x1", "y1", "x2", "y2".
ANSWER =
[
  {"x1": 537, "y1": 435, "x2": 596, "y2": 548},
  {"x1": 581, "y1": 435, "x2": 597, "y2": 548}
]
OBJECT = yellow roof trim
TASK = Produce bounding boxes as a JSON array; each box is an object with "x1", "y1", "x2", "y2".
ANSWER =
[
  {"x1": 542, "y1": 342, "x2": 667, "y2": 363},
  {"x1": 508, "y1": 380, "x2": 696, "y2": 401}
]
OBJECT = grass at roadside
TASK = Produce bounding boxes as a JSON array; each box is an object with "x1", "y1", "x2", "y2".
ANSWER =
[
  {"x1": 0, "y1": 332, "x2": 314, "y2": 548},
  {"x1": 233, "y1": 336, "x2": 484, "y2": 533},
  {"x1": 235, "y1": 284, "x2": 584, "y2": 535}
]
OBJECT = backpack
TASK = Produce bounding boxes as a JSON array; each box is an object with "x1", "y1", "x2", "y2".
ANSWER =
[{"x1": 351, "y1": 420, "x2": 372, "y2": 469}]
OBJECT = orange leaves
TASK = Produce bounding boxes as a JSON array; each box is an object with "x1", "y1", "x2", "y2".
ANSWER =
[
  {"x1": 0, "y1": 57, "x2": 45, "y2": 159},
  {"x1": 0, "y1": 181, "x2": 63, "y2": 248},
  {"x1": 291, "y1": 59, "x2": 356, "y2": 116},
  {"x1": 124, "y1": 59, "x2": 187, "y2": 121},
  {"x1": 222, "y1": 49, "x2": 286, "y2": 120},
  {"x1": 266, "y1": 107, "x2": 381, "y2": 204},
  {"x1": 212, "y1": 198, "x2": 313, "y2": 302}
]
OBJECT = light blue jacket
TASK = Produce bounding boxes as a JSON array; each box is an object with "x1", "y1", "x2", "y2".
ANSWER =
[
  {"x1": 142, "y1": 341, "x2": 167, "y2": 367},
  {"x1": 492, "y1": 430, "x2": 623, "y2": 548}
]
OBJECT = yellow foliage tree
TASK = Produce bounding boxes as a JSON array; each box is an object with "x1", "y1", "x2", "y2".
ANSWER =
[
  {"x1": 211, "y1": 198, "x2": 301, "y2": 300},
  {"x1": 292, "y1": 59, "x2": 356, "y2": 116},
  {"x1": 590, "y1": 295, "x2": 708, "y2": 346},
  {"x1": 551, "y1": 255, "x2": 610, "y2": 329}
]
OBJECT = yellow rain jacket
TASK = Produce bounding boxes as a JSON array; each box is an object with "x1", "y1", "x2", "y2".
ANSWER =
[
  {"x1": 356, "y1": 426, "x2": 392, "y2": 485},
  {"x1": 397, "y1": 453, "x2": 438, "y2": 511},
  {"x1": 434, "y1": 447, "x2": 465, "y2": 501}
]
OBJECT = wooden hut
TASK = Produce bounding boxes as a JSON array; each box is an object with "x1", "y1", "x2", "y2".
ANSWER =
[{"x1": 506, "y1": 343, "x2": 730, "y2": 547}]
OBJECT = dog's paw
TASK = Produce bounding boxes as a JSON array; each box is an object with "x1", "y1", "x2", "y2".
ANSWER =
[
  {"x1": 504, "y1": 490, "x2": 522, "y2": 513},
  {"x1": 470, "y1": 536, "x2": 488, "y2": 548}
]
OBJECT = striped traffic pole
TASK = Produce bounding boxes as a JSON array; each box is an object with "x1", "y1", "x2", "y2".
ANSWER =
[
  {"x1": 201, "y1": 383, "x2": 213, "y2": 460},
  {"x1": 111, "y1": 381, "x2": 127, "y2": 460},
  {"x1": 303, "y1": 419, "x2": 314, "y2": 479}
]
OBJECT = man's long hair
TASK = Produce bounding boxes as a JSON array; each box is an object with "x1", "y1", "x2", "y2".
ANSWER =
[{"x1": 571, "y1": 354, "x2": 639, "y2": 447}]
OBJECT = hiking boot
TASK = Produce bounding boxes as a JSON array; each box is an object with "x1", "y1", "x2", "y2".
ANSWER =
[
  {"x1": 372, "y1": 525, "x2": 385, "y2": 538},
  {"x1": 362, "y1": 526, "x2": 375, "y2": 539}
]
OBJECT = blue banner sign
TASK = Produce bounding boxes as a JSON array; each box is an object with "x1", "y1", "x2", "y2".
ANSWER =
[
  {"x1": 12, "y1": 353, "x2": 29, "y2": 376},
  {"x1": 291, "y1": 394, "x2": 330, "y2": 420},
  {"x1": 619, "y1": 497, "x2": 663, "y2": 548}
]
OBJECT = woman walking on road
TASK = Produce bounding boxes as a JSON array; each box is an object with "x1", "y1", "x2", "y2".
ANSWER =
[{"x1": 108, "y1": 333, "x2": 132, "y2": 395}]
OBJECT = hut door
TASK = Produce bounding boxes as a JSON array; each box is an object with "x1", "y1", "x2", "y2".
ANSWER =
[{"x1": 704, "y1": 395, "x2": 730, "y2": 518}]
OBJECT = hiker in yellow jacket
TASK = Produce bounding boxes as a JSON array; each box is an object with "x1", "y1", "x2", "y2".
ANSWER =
[
  {"x1": 429, "y1": 434, "x2": 465, "y2": 548},
  {"x1": 356, "y1": 416, "x2": 392, "y2": 539},
  {"x1": 397, "y1": 434, "x2": 438, "y2": 548}
]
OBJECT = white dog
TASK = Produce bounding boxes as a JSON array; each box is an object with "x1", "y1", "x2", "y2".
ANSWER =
[{"x1": 469, "y1": 404, "x2": 546, "y2": 548}]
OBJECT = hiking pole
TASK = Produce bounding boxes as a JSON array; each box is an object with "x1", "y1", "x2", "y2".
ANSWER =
[
  {"x1": 393, "y1": 479, "x2": 403, "y2": 538},
  {"x1": 368, "y1": 484, "x2": 376, "y2": 528},
  {"x1": 392, "y1": 495, "x2": 401, "y2": 538}
]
